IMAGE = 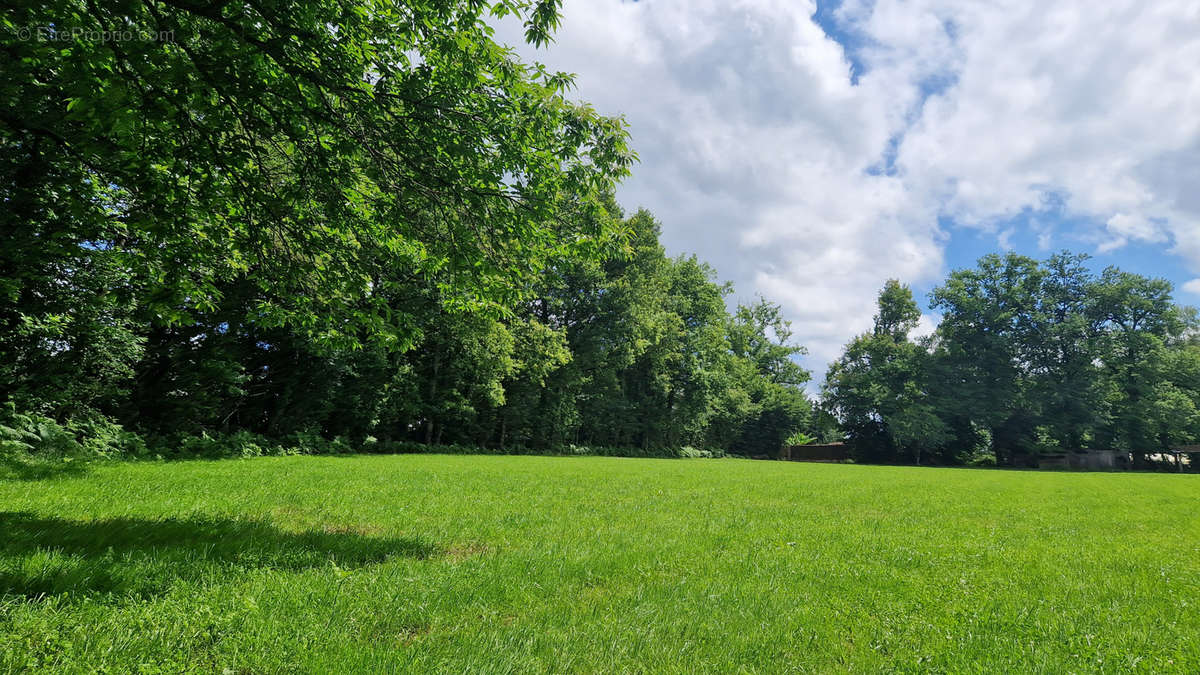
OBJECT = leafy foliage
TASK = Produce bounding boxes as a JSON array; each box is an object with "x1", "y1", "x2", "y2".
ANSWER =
[
  {"x1": 826, "y1": 254, "x2": 1200, "y2": 467},
  {"x1": 1, "y1": 1, "x2": 820, "y2": 460},
  {"x1": 3, "y1": 0, "x2": 633, "y2": 352}
]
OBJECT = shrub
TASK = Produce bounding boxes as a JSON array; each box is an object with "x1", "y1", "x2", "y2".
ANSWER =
[
  {"x1": 967, "y1": 452, "x2": 997, "y2": 468},
  {"x1": 68, "y1": 416, "x2": 149, "y2": 459},
  {"x1": 164, "y1": 430, "x2": 287, "y2": 459},
  {"x1": 2, "y1": 407, "x2": 732, "y2": 466},
  {"x1": 784, "y1": 430, "x2": 818, "y2": 447},
  {"x1": 0, "y1": 402, "x2": 145, "y2": 460},
  {"x1": 284, "y1": 431, "x2": 355, "y2": 456}
]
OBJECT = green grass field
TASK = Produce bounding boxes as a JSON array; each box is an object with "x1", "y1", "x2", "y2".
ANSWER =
[{"x1": 1, "y1": 455, "x2": 1197, "y2": 673}]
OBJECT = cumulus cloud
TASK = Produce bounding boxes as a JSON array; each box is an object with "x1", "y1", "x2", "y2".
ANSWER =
[
  {"x1": 496, "y1": 0, "x2": 1200, "y2": 376},
  {"x1": 912, "y1": 313, "x2": 941, "y2": 341},
  {"x1": 886, "y1": 0, "x2": 1200, "y2": 250}
]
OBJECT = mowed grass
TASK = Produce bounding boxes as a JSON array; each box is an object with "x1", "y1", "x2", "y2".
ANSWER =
[{"x1": 1, "y1": 456, "x2": 1197, "y2": 673}]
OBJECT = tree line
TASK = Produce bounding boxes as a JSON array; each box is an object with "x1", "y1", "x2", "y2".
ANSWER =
[
  {"x1": 3, "y1": 0, "x2": 1196, "y2": 468},
  {"x1": 2, "y1": 189, "x2": 815, "y2": 458},
  {"x1": 824, "y1": 253, "x2": 1200, "y2": 468},
  {"x1": 2, "y1": 0, "x2": 814, "y2": 460}
]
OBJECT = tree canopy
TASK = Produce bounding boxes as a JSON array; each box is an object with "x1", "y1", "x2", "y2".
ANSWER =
[
  {"x1": 825, "y1": 253, "x2": 1200, "y2": 467},
  {"x1": 3, "y1": 2, "x2": 1195, "y2": 469},
  {"x1": 3, "y1": 0, "x2": 632, "y2": 357}
]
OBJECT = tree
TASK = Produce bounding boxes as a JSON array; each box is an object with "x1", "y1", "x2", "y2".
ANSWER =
[
  {"x1": 1023, "y1": 253, "x2": 1107, "y2": 452},
  {"x1": 0, "y1": 236, "x2": 144, "y2": 417},
  {"x1": 409, "y1": 310, "x2": 516, "y2": 446},
  {"x1": 725, "y1": 298, "x2": 811, "y2": 457},
  {"x1": 929, "y1": 253, "x2": 1045, "y2": 463},
  {"x1": 2, "y1": 0, "x2": 633, "y2": 418},
  {"x1": 487, "y1": 318, "x2": 571, "y2": 450},
  {"x1": 1090, "y1": 268, "x2": 1182, "y2": 462},
  {"x1": 825, "y1": 281, "x2": 947, "y2": 464},
  {"x1": 479, "y1": 208, "x2": 814, "y2": 455},
  {"x1": 6, "y1": 3, "x2": 834, "y2": 458},
  {"x1": 834, "y1": 253, "x2": 1200, "y2": 468}
]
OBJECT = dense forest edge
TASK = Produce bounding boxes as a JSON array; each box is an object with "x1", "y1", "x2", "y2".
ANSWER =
[{"x1": 2, "y1": 1, "x2": 1198, "y2": 473}]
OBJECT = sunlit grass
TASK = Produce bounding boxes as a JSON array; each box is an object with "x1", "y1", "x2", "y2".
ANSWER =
[{"x1": 2, "y1": 455, "x2": 1197, "y2": 672}]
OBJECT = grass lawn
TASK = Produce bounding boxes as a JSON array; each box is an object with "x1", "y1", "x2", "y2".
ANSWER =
[{"x1": 1, "y1": 455, "x2": 1197, "y2": 673}]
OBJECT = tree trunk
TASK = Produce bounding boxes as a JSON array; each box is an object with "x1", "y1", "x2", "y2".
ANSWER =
[{"x1": 424, "y1": 351, "x2": 440, "y2": 445}]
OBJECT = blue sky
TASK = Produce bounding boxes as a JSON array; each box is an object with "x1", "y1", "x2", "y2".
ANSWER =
[
  {"x1": 810, "y1": 0, "x2": 1198, "y2": 323},
  {"x1": 500, "y1": 0, "x2": 1200, "y2": 378},
  {"x1": 908, "y1": 208, "x2": 1198, "y2": 321}
]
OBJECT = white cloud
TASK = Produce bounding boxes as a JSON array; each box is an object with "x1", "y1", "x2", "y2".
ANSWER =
[
  {"x1": 881, "y1": 0, "x2": 1200, "y2": 251},
  {"x1": 1099, "y1": 214, "x2": 1168, "y2": 253},
  {"x1": 1183, "y1": 279, "x2": 1200, "y2": 296},
  {"x1": 1036, "y1": 231, "x2": 1053, "y2": 252},
  {"x1": 912, "y1": 313, "x2": 942, "y2": 341},
  {"x1": 497, "y1": 0, "x2": 1200, "y2": 377}
]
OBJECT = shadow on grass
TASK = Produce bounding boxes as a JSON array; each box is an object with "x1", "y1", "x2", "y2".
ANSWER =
[{"x1": 0, "y1": 511, "x2": 435, "y2": 600}]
